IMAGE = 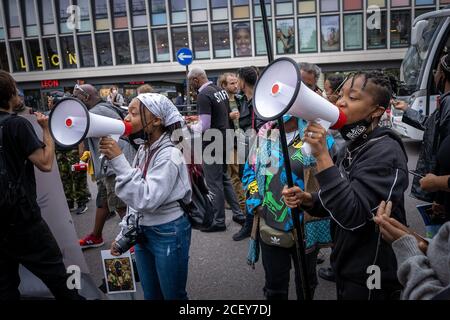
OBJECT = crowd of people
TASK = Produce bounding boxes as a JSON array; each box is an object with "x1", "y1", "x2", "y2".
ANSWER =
[{"x1": 0, "y1": 53, "x2": 449, "y2": 301}]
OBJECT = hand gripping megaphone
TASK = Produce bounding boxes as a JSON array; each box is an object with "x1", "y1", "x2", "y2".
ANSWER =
[
  {"x1": 49, "y1": 98, "x2": 133, "y2": 148},
  {"x1": 253, "y1": 57, "x2": 347, "y2": 154}
]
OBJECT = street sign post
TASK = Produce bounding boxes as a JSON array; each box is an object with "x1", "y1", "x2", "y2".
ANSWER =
[{"x1": 176, "y1": 48, "x2": 193, "y2": 112}]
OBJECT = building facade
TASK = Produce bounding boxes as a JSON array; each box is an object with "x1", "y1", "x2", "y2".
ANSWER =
[{"x1": 0, "y1": 0, "x2": 448, "y2": 110}]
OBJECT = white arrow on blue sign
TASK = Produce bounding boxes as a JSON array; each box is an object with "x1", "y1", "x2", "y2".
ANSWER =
[{"x1": 176, "y1": 47, "x2": 193, "y2": 66}]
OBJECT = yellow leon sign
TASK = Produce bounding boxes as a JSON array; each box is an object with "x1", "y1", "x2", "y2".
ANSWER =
[{"x1": 19, "y1": 53, "x2": 77, "y2": 69}]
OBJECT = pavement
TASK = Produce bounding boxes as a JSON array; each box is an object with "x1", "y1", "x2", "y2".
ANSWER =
[{"x1": 72, "y1": 139, "x2": 425, "y2": 300}]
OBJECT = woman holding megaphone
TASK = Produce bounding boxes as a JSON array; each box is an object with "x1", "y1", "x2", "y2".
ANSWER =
[
  {"x1": 283, "y1": 71, "x2": 409, "y2": 300},
  {"x1": 99, "y1": 93, "x2": 192, "y2": 300}
]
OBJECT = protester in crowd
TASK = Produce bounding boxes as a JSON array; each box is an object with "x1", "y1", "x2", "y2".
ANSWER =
[
  {"x1": 188, "y1": 67, "x2": 245, "y2": 232},
  {"x1": 233, "y1": 67, "x2": 266, "y2": 241},
  {"x1": 175, "y1": 91, "x2": 185, "y2": 106},
  {"x1": 74, "y1": 84, "x2": 136, "y2": 248},
  {"x1": 137, "y1": 84, "x2": 154, "y2": 95},
  {"x1": 299, "y1": 62, "x2": 323, "y2": 96},
  {"x1": 283, "y1": 71, "x2": 409, "y2": 300},
  {"x1": 324, "y1": 74, "x2": 345, "y2": 105},
  {"x1": 104, "y1": 93, "x2": 192, "y2": 300},
  {"x1": 218, "y1": 72, "x2": 247, "y2": 217},
  {"x1": 243, "y1": 114, "x2": 334, "y2": 300},
  {"x1": 0, "y1": 70, "x2": 83, "y2": 300},
  {"x1": 393, "y1": 53, "x2": 450, "y2": 215},
  {"x1": 107, "y1": 85, "x2": 125, "y2": 108},
  {"x1": 374, "y1": 201, "x2": 450, "y2": 300}
]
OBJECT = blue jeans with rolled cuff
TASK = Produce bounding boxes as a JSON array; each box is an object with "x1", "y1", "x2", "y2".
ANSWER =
[{"x1": 134, "y1": 214, "x2": 192, "y2": 300}]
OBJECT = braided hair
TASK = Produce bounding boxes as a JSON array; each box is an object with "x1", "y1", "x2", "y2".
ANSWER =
[{"x1": 350, "y1": 70, "x2": 393, "y2": 109}]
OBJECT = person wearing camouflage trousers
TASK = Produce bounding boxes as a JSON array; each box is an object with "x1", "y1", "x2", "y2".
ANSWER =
[{"x1": 56, "y1": 148, "x2": 90, "y2": 214}]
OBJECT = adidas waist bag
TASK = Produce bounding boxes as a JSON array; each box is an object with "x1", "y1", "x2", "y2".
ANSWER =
[{"x1": 259, "y1": 217, "x2": 295, "y2": 249}]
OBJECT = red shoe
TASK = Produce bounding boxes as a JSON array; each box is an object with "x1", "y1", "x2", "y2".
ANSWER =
[
  {"x1": 130, "y1": 246, "x2": 135, "y2": 254},
  {"x1": 79, "y1": 234, "x2": 104, "y2": 249}
]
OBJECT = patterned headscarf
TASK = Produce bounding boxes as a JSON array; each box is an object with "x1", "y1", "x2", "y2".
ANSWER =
[{"x1": 136, "y1": 93, "x2": 184, "y2": 127}]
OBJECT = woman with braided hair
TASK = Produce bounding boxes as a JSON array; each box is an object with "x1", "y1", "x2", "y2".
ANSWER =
[{"x1": 282, "y1": 71, "x2": 409, "y2": 300}]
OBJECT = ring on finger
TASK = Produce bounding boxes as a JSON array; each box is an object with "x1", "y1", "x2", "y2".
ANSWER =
[{"x1": 308, "y1": 131, "x2": 314, "y2": 138}]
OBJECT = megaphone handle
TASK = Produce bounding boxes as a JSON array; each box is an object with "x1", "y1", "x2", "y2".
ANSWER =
[{"x1": 301, "y1": 119, "x2": 331, "y2": 156}]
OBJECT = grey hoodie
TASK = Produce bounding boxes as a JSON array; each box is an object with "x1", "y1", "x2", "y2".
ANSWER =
[
  {"x1": 109, "y1": 134, "x2": 192, "y2": 235},
  {"x1": 392, "y1": 222, "x2": 450, "y2": 300}
]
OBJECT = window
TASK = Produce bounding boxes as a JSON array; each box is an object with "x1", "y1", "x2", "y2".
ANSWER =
[
  {"x1": 131, "y1": 0, "x2": 147, "y2": 27},
  {"x1": 153, "y1": 29, "x2": 170, "y2": 62},
  {"x1": 415, "y1": 0, "x2": 435, "y2": 5},
  {"x1": 96, "y1": 33, "x2": 113, "y2": 66},
  {"x1": 170, "y1": 0, "x2": 187, "y2": 24},
  {"x1": 191, "y1": 0, "x2": 208, "y2": 22},
  {"x1": 133, "y1": 30, "x2": 150, "y2": 63},
  {"x1": 276, "y1": 19, "x2": 295, "y2": 54},
  {"x1": 10, "y1": 41, "x2": 26, "y2": 72},
  {"x1": 232, "y1": 0, "x2": 250, "y2": 19},
  {"x1": 94, "y1": 0, "x2": 110, "y2": 30},
  {"x1": 233, "y1": 22, "x2": 252, "y2": 57},
  {"x1": 298, "y1": 17, "x2": 317, "y2": 52},
  {"x1": 112, "y1": 0, "x2": 128, "y2": 29},
  {"x1": 43, "y1": 38, "x2": 60, "y2": 69},
  {"x1": 78, "y1": 35, "x2": 95, "y2": 67},
  {"x1": 367, "y1": 10, "x2": 387, "y2": 49},
  {"x1": 114, "y1": 32, "x2": 132, "y2": 64},
  {"x1": 298, "y1": 0, "x2": 316, "y2": 14},
  {"x1": 76, "y1": 0, "x2": 91, "y2": 32},
  {"x1": 5, "y1": 0, "x2": 21, "y2": 38},
  {"x1": 171, "y1": 27, "x2": 189, "y2": 60},
  {"x1": 40, "y1": 0, "x2": 56, "y2": 35},
  {"x1": 415, "y1": 7, "x2": 437, "y2": 18},
  {"x1": 344, "y1": 13, "x2": 363, "y2": 50},
  {"x1": 60, "y1": 36, "x2": 77, "y2": 68},
  {"x1": 253, "y1": 0, "x2": 271, "y2": 18},
  {"x1": 254, "y1": 20, "x2": 273, "y2": 55},
  {"x1": 22, "y1": 0, "x2": 39, "y2": 37},
  {"x1": 57, "y1": 0, "x2": 72, "y2": 34},
  {"x1": 151, "y1": 0, "x2": 167, "y2": 25},
  {"x1": 321, "y1": 0, "x2": 339, "y2": 12},
  {"x1": 0, "y1": 10, "x2": 5, "y2": 40},
  {"x1": 0, "y1": 43, "x2": 9, "y2": 71},
  {"x1": 192, "y1": 25, "x2": 210, "y2": 59},
  {"x1": 321, "y1": 15, "x2": 340, "y2": 51},
  {"x1": 344, "y1": 0, "x2": 363, "y2": 10},
  {"x1": 211, "y1": 0, "x2": 228, "y2": 20},
  {"x1": 391, "y1": 0, "x2": 410, "y2": 6},
  {"x1": 275, "y1": 0, "x2": 294, "y2": 15},
  {"x1": 390, "y1": 10, "x2": 411, "y2": 48},
  {"x1": 367, "y1": 0, "x2": 386, "y2": 7},
  {"x1": 212, "y1": 24, "x2": 230, "y2": 58},
  {"x1": 26, "y1": 39, "x2": 43, "y2": 71}
]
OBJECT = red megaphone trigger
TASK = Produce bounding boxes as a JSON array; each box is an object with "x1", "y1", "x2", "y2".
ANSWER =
[
  {"x1": 331, "y1": 109, "x2": 347, "y2": 130},
  {"x1": 123, "y1": 121, "x2": 133, "y2": 137}
]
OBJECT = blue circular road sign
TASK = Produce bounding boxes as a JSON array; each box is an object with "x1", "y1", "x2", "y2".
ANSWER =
[{"x1": 176, "y1": 48, "x2": 193, "y2": 66}]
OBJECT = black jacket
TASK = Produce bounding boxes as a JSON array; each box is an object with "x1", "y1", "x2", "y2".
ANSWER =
[
  {"x1": 307, "y1": 127, "x2": 409, "y2": 297},
  {"x1": 403, "y1": 92, "x2": 450, "y2": 202}
]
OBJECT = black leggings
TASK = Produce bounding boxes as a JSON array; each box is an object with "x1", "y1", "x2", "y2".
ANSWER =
[
  {"x1": 260, "y1": 240, "x2": 319, "y2": 300},
  {"x1": 0, "y1": 219, "x2": 83, "y2": 300}
]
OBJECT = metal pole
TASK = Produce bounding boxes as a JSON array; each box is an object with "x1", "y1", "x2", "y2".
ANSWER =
[
  {"x1": 259, "y1": 0, "x2": 312, "y2": 301},
  {"x1": 186, "y1": 65, "x2": 191, "y2": 112}
]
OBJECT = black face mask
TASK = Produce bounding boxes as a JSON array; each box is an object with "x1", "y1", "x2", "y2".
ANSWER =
[
  {"x1": 128, "y1": 130, "x2": 147, "y2": 145},
  {"x1": 339, "y1": 118, "x2": 372, "y2": 141}
]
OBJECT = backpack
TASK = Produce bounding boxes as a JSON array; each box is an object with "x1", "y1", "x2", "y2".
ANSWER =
[
  {"x1": 147, "y1": 144, "x2": 214, "y2": 230},
  {"x1": 0, "y1": 114, "x2": 34, "y2": 228},
  {"x1": 179, "y1": 164, "x2": 215, "y2": 230}
]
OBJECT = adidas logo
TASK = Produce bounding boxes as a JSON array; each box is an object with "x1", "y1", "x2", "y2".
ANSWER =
[{"x1": 270, "y1": 236, "x2": 281, "y2": 245}]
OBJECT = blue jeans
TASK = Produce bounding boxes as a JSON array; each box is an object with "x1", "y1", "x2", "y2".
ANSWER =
[{"x1": 134, "y1": 214, "x2": 191, "y2": 300}]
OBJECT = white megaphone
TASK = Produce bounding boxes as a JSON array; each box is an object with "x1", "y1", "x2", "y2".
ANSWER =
[
  {"x1": 253, "y1": 57, "x2": 347, "y2": 155},
  {"x1": 49, "y1": 98, "x2": 133, "y2": 149}
]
